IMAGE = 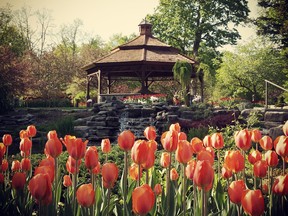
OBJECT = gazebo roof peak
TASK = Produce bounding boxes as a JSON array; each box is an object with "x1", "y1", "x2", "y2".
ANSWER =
[{"x1": 138, "y1": 18, "x2": 152, "y2": 36}]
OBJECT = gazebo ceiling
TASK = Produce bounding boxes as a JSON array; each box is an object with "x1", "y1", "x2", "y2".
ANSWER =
[{"x1": 82, "y1": 20, "x2": 197, "y2": 80}]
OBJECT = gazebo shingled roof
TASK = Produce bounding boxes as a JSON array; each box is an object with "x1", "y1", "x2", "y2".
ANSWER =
[{"x1": 83, "y1": 20, "x2": 197, "y2": 97}]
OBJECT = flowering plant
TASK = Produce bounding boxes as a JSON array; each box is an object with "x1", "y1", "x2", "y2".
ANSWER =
[{"x1": 122, "y1": 94, "x2": 167, "y2": 104}]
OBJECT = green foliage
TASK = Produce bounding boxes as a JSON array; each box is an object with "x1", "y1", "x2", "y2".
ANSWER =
[
  {"x1": 21, "y1": 98, "x2": 73, "y2": 108},
  {"x1": 187, "y1": 127, "x2": 209, "y2": 140}
]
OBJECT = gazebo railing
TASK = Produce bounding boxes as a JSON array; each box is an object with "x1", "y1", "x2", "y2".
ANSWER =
[{"x1": 265, "y1": 79, "x2": 288, "y2": 109}]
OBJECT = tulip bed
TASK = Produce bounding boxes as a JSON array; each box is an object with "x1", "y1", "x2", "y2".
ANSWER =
[{"x1": 0, "y1": 121, "x2": 288, "y2": 216}]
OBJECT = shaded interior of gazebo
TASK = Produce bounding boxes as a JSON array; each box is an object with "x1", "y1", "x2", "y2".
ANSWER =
[{"x1": 82, "y1": 20, "x2": 197, "y2": 102}]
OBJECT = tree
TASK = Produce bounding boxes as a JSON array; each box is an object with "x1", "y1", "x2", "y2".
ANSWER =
[{"x1": 215, "y1": 38, "x2": 287, "y2": 101}]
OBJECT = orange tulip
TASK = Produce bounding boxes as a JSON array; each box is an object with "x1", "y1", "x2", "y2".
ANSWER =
[
  {"x1": 272, "y1": 174, "x2": 288, "y2": 195},
  {"x1": 170, "y1": 168, "x2": 179, "y2": 181},
  {"x1": 241, "y1": 189, "x2": 264, "y2": 216},
  {"x1": 0, "y1": 159, "x2": 8, "y2": 172},
  {"x1": 224, "y1": 150, "x2": 245, "y2": 173},
  {"x1": 66, "y1": 156, "x2": 81, "y2": 174},
  {"x1": 92, "y1": 161, "x2": 101, "y2": 175},
  {"x1": 19, "y1": 130, "x2": 28, "y2": 139},
  {"x1": 153, "y1": 183, "x2": 162, "y2": 196},
  {"x1": 39, "y1": 156, "x2": 55, "y2": 168},
  {"x1": 283, "y1": 120, "x2": 288, "y2": 136},
  {"x1": 63, "y1": 175, "x2": 72, "y2": 187},
  {"x1": 190, "y1": 137, "x2": 204, "y2": 153},
  {"x1": 101, "y1": 138, "x2": 111, "y2": 153},
  {"x1": 2, "y1": 134, "x2": 12, "y2": 146},
  {"x1": 28, "y1": 173, "x2": 52, "y2": 204},
  {"x1": 197, "y1": 150, "x2": 214, "y2": 166},
  {"x1": 76, "y1": 183, "x2": 95, "y2": 207},
  {"x1": 45, "y1": 137, "x2": 63, "y2": 158},
  {"x1": 253, "y1": 160, "x2": 268, "y2": 178},
  {"x1": 161, "y1": 130, "x2": 178, "y2": 152},
  {"x1": 211, "y1": 132, "x2": 224, "y2": 149},
  {"x1": 27, "y1": 125, "x2": 37, "y2": 137},
  {"x1": 275, "y1": 135, "x2": 288, "y2": 158},
  {"x1": 147, "y1": 140, "x2": 157, "y2": 152},
  {"x1": 185, "y1": 159, "x2": 196, "y2": 180},
  {"x1": 12, "y1": 172, "x2": 26, "y2": 191},
  {"x1": 47, "y1": 130, "x2": 58, "y2": 140},
  {"x1": 248, "y1": 149, "x2": 262, "y2": 165},
  {"x1": 129, "y1": 163, "x2": 142, "y2": 181},
  {"x1": 62, "y1": 136, "x2": 88, "y2": 160},
  {"x1": 235, "y1": 129, "x2": 251, "y2": 151},
  {"x1": 0, "y1": 143, "x2": 6, "y2": 160},
  {"x1": 34, "y1": 165, "x2": 54, "y2": 183},
  {"x1": 264, "y1": 150, "x2": 279, "y2": 167},
  {"x1": 118, "y1": 130, "x2": 135, "y2": 151},
  {"x1": 221, "y1": 164, "x2": 232, "y2": 179},
  {"x1": 11, "y1": 160, "x2": 21, "y2": 172},
  {"x1": 141, "y1": 146, "x2": 155, "y2": 170},
  {"x1": 203, "y1": 135, "x2": 212, "y2": 147},
  {"x1": 85, "y1": 146, "x2": 99, "y2": 170},
  {"x1": 102, "y1": 163, "x2": 118, "y2": 189},
  {"x1": 132, "y1": 184, "x2": 155, "y2": 215},
  {"x1": 259, "y1": 135, "x2": 273, "y2": 150},
  {"x1": 131, "y1": 140, "x2": 149, "y2": 165},
  {"x1": 193, "y1": 160, "x2": 214, "y2": 189},
  {"x1": 20, "y1": 150, "x2": 30, "y2": 158},
  {"x1": 205, "y1": 146, "x2": 215, "y2": 158},
  {"x1": 176, "y1": 140, "x2": 193, "y2": 164},
  {"x1": 144, "y1": 126, "x2": 156, "y2": 141},
  {"x1": 0, "y1": 173, "x2": 4, "y2": 184},
  {"x1": 21, "y1": 158, "x2": 31, "y2": 172},
  {"x1": 178, "y1": 132, "x2": 187, "y2": 141},
  {"x1": 228, "y1": 180, "x2": 246, "y2": 204},
  {"x1": 169, "y1": 123, "x2": 181, "y2": 133},
  {"x1": 160, "y1": 152, "x2": 170, "y2": 168},
  {"x1": 251, "y1": 129, "x2": 262, "y2": 143},
  {"x1": 19, "y1": 138, "x2": 32, "y2": 155}
]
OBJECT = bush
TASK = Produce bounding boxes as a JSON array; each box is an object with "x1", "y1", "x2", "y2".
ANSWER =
[{"x1": 20, "y1": 98, "x2": 73, "y2": 108}]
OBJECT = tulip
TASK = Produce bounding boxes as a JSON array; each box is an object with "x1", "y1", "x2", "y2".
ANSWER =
[
  {"x1": 118, "y1": 130, "x2": 135, "y2": 151},
  {"x1": 197, "y1": 150, "x2": 214, "y2": 166},
  {"x1": 205, "y1": 146, "x2": 215, "y2": 158},
  {"x1": 272, "y1": 174, "x2": 288, "y2": 195},
  {"x1": 92, "y1": 161, "x2": 101, "y2": 175},
  {"x1": 228, "y1": 180, "x2": 246, "y2": 204},
  {"x1": 66, "y1": 156, "x2": 81, "y2": 174},
  {"x1": 235, "y1": 129, "x2": 251, "y2": 151},
  {"x1": 141, "y1": 146, "x2": 155, "y2": 170},
  {"x1": 45, "y1": 138, "x2": 63, "y2": 158},
  {"x1": 193, "y1": 160, "x2": 214, "y2": 189},
  {"x1": 161, "y1": 130, "x2": 178, "y2": 152},
  {"x1": 47, "y1": 130, "x2": 58, "y2": 140},
  {"x1": 84, "y1": 146, "x2": 99, "y2": 170},
  {"x1": 11, "y1": 160, "x2": 21, "y2": 172},
  {"x1": 224, "y1": 150, "x2": 245, "y2": 173},
  {"x1": 203, "y1": 135, "x2": 212, "y2": 147},
  {"x1": 170, "y1": 168, "x2": 179, "y2": 181},
  {"x1": 0, "y1": 143, "x2": 6, "y2": 161},
  {"x1": 0, "y1": 159, "x2": 8, "y2": 172},
  {"x1": 283, "y1": 120, "x2": 288, "y2": 136},
  {"x1": 62, "y1": 136, "x2": 88, "y2": 160},
  {"x1": 102, "y1": 163, "x2": 118, "y2": 189},
  {"x1": 19, "y1": 130, "x2": 28, "y2": 139},
  {"x1": 185, "y1": 159, "x2": 196, "y2": 180},
  {"x1": 275, "y1": 135, "x2": 288, "y2": 158},
  {"x1": 241, "y1": 189, "x2": 264, "y2": 216},
  {"x1": 131, "y1": 140, "x2": 149, "y2": 165},
  {"x1": 248, "y1": 149, "x2": 262, "y2": 165},
  {"x1": 176, "y1": 140, "x2": 193, "y2": 164},
  {"x1": 169, "y1": 123, "x2": 181, "y2": 133},
  {"x1": 221, "y1": 164, "x2": 232, "y2": 179},
  {"x1": 21, "y1": 158, "x2": 31, "y2": 172},
  {"x1": 178, "y1": 132, "x2": 187, "y2": 141},
  {"x1": 190, "y1": 137, "x2": 204, "y2": 153},
  {"x1": 147, "y1": 140, "x2": 157, "y2": 152},
  {"x1": 129, "y1": 163, "x2": 142, "y2": 181},
  {"x1": 76, "y1": 183, "x2": 95, "y2": 207},
  {"x1": 132, "y1": 184, "x2": 155, "y2": 215},
  {"x1": 144, "y1": 126, "x2": 156, "y2": 141},
  {"x1": 2, "y1": 134, "x2": 12, "y2": 146},
  {"x1": 12, "y1": 172, "x2": 26, "y2": 191},
  {"x1": 211, "y1": 132, "x2": 224, "y2": 149},
  {"x1": 34, "y1": 165, "x2": 55, "y2": 183},
  {"x1": 39, "y1": 156, "x2": 55, "y2": 168},
  {"x1": 259, "y1": 135, "x2": 273, "y2": 151},
  {"x1": 63, "y1": 175, "x2": 72, "y2": 187},
  {"x1": 160, "y1": 152, "x2": 170, "y2": 168},
  {"x1": 153, "y1": 183, "x2": 162, "y2": 196},
  {"x1": 101, "y1": 138, "x2": 111, "y2": 154},
  {"x1": 251, "y1": 129, "x2": 262, "y2": 143},
  {"x1": 264, "y1": 150, "x2": 279, "y2": 167},
  {"x1": 28, "y1": 173, "x2": 52, "y2": 205},
  {"x1": 262, "y1": 183, "x2": 268, "y2": 194},
  {"x1": 27, "y1": 125, "x2": 37, "y2": 137},
  {"x1": 19, "y1": 138, "x2": 32, "y2": 156}
]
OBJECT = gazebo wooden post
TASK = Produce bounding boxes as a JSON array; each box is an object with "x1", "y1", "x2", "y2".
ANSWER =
[
  {"x1": 86, "y1": 76, "x2": 91, "y2": 100},
  {"x1": 107, "y1": 74, "x2": 111, "y2": 94},
  {"x1": 96, "y1": 70, "x2": 101, "y2": 103}
]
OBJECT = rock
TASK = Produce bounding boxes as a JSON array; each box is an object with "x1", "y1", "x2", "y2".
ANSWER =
[
  {"x1": 269, "y1": 125, "x2": 284, "y2": 140},
  {"x1": 265, "y1": 111, "x2": 288, "y2": 123}
]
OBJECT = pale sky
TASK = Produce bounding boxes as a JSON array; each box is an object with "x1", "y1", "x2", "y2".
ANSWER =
[{"x1": 0, "y1": 0, "x2": 259, "y2": 46}]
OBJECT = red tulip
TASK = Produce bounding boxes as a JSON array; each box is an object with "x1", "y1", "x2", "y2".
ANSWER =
[
  {"x1": 272, "y1": 174, "x2": 288, "y2": 195},
  {"x1": 197, "y1": 150, "x2": 214, "y2": 166},
  {"x1": 28, "y1": 173, "x2": 52, "y2": 205},
  {"x1": 275, "y1": 135, "x2": 288, "y2": 158},
  {"x1": 193, "y1": 160, "x2": 214, "y2": 189},
  {"x1": 170, "y1": 168, "x2": 179, "y2": 181},
  {"x1": 0, "y1": 143, "x2": 6, "y2": 159},
  {"x1": 66, "y1": 156, "x2": 81, "y2": 174},
  {"x1": 92, "y1": 161, "x2": 101, "y2": 175},
  {"x1": 160, "y1": 152, "x2": 170, "y2": 168},
  {"x1": 118, "y1": 130, "x2": 135, "y2": 151},
  {"x1": 19, "y1": 138, "x2": 32, "y2": 155},
  {"x1": 203, "y1": 135, "x2": 212, "y2": 147},
  {"x1": 62, "y1": 136, "x2": 88, "y2": 160},
  {"x1": 0, "y1": 159, "x2": 8, "y2": 172},
  {"x1": 241, "y1": 189, "x2": 264, "y2": 216},
  {"x1": 169, "y1": 123, "x2": 181, "y2": 133},
  {"x1": 47, "y1": 130, "x2": 58, "y2": 140},
  {"x1": 45, "y1": 137, "x2": 63, "y2": 158},
  {"x1": 101, "y1": 138, "x2": 111, "y2": 153},
  {"x1": 211, "y1": 132, "x2": 224, "y2": 149},
  {"x1": 264, "y1": 150, "x2": 279, "y2": 167},
  {"x1": 2, "y1": 134, "x2": 12, "y2": 146},
  {"x1": 228, "y1": 180, "x2": 246, "y2": 204},
  {"x1": 63, "y1": 175, "x2": 72, "y2": 187},
  {"x1": 224, "y1": 150, "x2": 245, "y2": 173},
  {"x1": 235, "y1": 129, "x2": 251, "y2": 151},
  {"x1": 262, "y1": 183, "x2": 268, "y2": 194},
  {"x1": 102, "y1": 163, "x2": 118, "y2": 189},
  {"x1": 259, "y1": 135, "x2": 273, "y2": 150},
  {"x1": 12, "y1": 172, "x2": 26, "y2": 191},
  {"x1": 190, "y1": 137, "x2": 204, "y2": 153},
  {"x1": 19, "y1": 130, "x2": 28, "y2": 139},
  {"x1": 176, "y1": 140, "x2": 193, "y2": 164},
  {"x1": 129, "y1": 163, "x2": 142, "y2": 181},
  {"x1": 153, "y1": 183, "x2": 162, "y2": 196},
  {"x1": 39, "y1": 156, "x2": 55, "y2": 168},
  {"x1": 21, "y1": 158, "x2": 31, "y2": 172},
  {"x1": 161, "y1": 130, "x2": 178, "y2": 152},
  {"x1": 251, "y1": 129, "x2": 262, "y2": 143},
  {"x1": 132, "y1": 184, "x2": 155, "y2": 215},
  {"x1": 283, "y1": 120, "x2": 288, "y2": 136},
  {"x1": 221, "y1": 164, "x2": 232, "y2": 179},
  {"x1": 185, "y1": 159, "x2": 196, "y2": 180},
  {"x1": 34, "y1": 165, "x2": 54, "y2": 183},
  {"x1": 178, "y1": 132, "x2": 187, "y2": 141},
  {"x1": 144, "y1": 126, "x2": 156, "y2": 141},
  {"x1": 85, "y1": 146, "x2": 99, "y2": 170},
  {"x1": 11, "y1": 160, "x2": 21, "y2": 172},
  {"x1": 27, "y1": 125, "x2": 37, "y2": 137},
  {"x1": 253, "y1": 160, "x2": 268, "y2": 178},
  {"x1": 248, "y1": 149, "x2": 262, "y2": 165},
  {"x1": 142, "y1": 146, "x2": 155, "y2": 170},
  {"x1": 76, "y1": 183, "x2": 95, "y2": 207},
  {"x1": 131, "y1": 140, "x2": 149, "y2": 165},
  {"x1": 147, "y1": 140, "x2": 157, "y2": 152}
]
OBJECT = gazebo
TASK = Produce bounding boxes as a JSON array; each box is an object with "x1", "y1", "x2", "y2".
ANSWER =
[{"x1": 82, "y1": 20, "x2": 197, "y2": 102}]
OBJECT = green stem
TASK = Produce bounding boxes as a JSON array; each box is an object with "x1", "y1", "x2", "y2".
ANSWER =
[
  {"x1": 5, "y1": 146, "x2": 9, "y2": 189},
  {"x1": 254, "y1": 176, "x2": 257, "y2": 189},
  {"x1": 137, "y1": 163, "x2": 141, "y2": 187},
  {"x1": 217, "y1": 149, "x2": 220, "y2": 180},
  {"x1": 182, "y1": 164, "x2": 186, "y2": 216},
  {"x1": 105, "y1": 154, "x2": 108, "y2": 163},
  {"x1": 145, "y1": 169, "x2": 149, "y2": 184},
  {"x1": 242, "y1": 150, "x2": 246, "y2": 184},
  {"x1": 91, "y1": 169, "x2": 95, "y2": 216},
  {"x1": 29, "y1": 137, "x2": 33, "y2": 178},
  {"x1": 236, "y1": 204, "x2": 241, "y2": 216},
  {"x1": 73, "y1": 159, "x2": 79, "y2": 216},
  {"x1": 123, "y1": 151, "x2": 128, "y2": 215},
  {"x1": 54, "y1": 157, "x2": 58, "y2": 215},
  {"x1": 107, "y1": 188, "x2": 111, "y2": 216},
  {"x1": 165, "y1": 152, "x2": 172, "y2": 215},
  {"x1": 269, "y1": 167, "x2": 273, "y2": 215},
  {"x1": 201, "y1": 189, "x2": 205, "y2": 216}
]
